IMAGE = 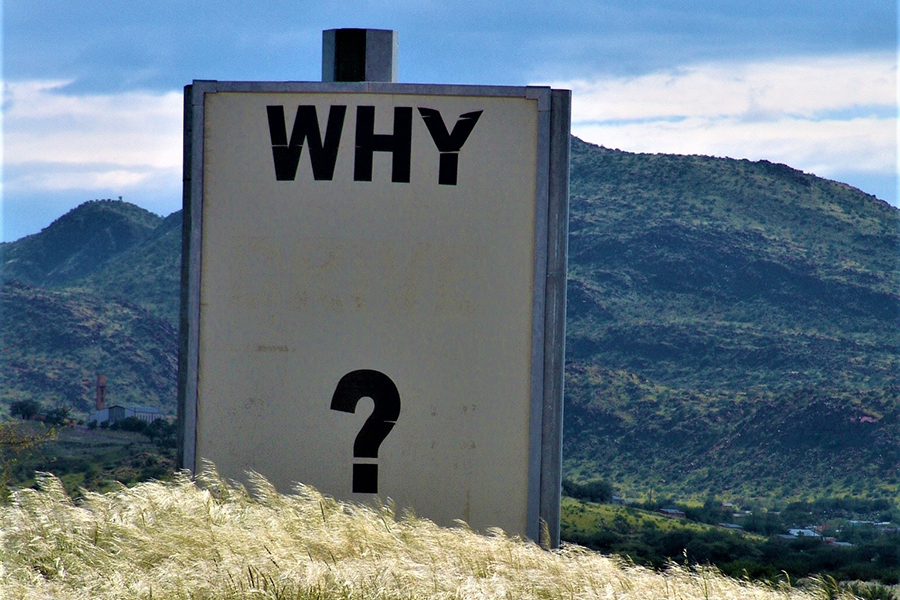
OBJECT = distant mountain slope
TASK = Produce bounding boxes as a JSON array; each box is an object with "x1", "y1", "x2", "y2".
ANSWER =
[
  {"x1": 1, "y1": 200, "x2": 162, "y2": 287},
  {"x1": 566, "y1": 139, "x2": 898, "y2": 391},
  {"x1": 70, "y1": 210, "x2": 183, "y2": 324},
  {"x1": 1, "y1": 138, "x2": 897, "y2": 503},
  {"x1": 564, "y1": 138, "x2": 899, "y2": 501},
  {"x1": 1, "y1": 201, "x2": 182, "y2": 325},
  {"x1": 0, "y1": 280, "x2": 177, "y2": 415}
]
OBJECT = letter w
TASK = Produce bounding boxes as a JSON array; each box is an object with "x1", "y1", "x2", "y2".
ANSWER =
[{"x1": 266, "y1": 105, "x2": 346, "y2": 181}]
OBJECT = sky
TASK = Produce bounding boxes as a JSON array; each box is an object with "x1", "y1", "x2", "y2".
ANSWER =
[{"x1": 1, "y1": 0, "x2": 897, "y2": 242}]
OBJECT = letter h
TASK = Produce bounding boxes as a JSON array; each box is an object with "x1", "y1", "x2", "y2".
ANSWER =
[{"x1": 354, "y1": 106, "x2": 412, "y2": 183}]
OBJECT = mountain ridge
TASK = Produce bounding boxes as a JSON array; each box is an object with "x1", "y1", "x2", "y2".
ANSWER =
[
  {"x1": 563, "y1": 137, "x2": 898, "y2": 500},
  {"x1": 2, "y1": 137, "x2": 897, "y2": 503},
  {"x1": 1, "y1": 199, "x2": 163, "y2": 287}
]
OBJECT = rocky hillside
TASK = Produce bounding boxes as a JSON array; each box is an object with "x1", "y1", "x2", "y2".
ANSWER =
[
  {"x1": 2, "y1": 139, "x2": 897, "y2": 503},
  {"x1": 0, "y1": 280, "x2": 177, "y2": 414},
  {"x1": 564, "y1": 138, "x2": 899, "y2": 502},
  {"x1": 1, "y1": 201, "x2": 180, "y2": 415}
]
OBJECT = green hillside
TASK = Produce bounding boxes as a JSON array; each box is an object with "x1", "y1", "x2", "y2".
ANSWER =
[
  {"x1": 0, "y1": 280, "x2": 177, "y2": 415},
  {"x1": 0, "y1": 201, "x2": 179, "y2": 416},
  {"x1": 1, "y1": 200, "x2": 162, "y2": 288},
  {"x1": 69, "y1": 210, "x2": 183, "y2": 323},
  {"x1": 563, "y1": 138, "x2": 899, "y2": 502},
  {"x1": 1, "y1": 139, "x2": 897, "y2": 505},
  {"x1": 1, "y1": 201, "x2": 182, "y2": 325}
]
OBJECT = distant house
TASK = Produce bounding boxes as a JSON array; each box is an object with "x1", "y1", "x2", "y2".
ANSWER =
[
  {"x1": 717, "y1": 523, "x2": 744, "y2": 530},
  {"x1": 658, "y1": 508, "x2": 686, "y2": 519},
  {"x1": 88, "y1": 404, "x2": 166, "y2": 425},
  {"x1": 787, "y1": 528, "x2": 821, "y2": 538}
]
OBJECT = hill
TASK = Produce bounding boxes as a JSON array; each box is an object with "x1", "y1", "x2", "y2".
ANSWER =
[
  {"x1": 0, "y1": 280, "x2": 177, "y2": 415},
  {"x1": 68, "y1": 210, "x2": 183, "y2": 323},
  {"x1": 1, "y1": 200, "x2": 179, "y2": 415},
  {"x1": 1, "y1": 201, "x2": 182, "y2": 324},
  {"x1": 1, "y1": 139, "x2": 897, "y2": 505},
  {"x1": 1, "y1": 200, "x2": 163, "y2": 288},
  {"x1": 563, "y1": 138, "x2": 899, "y2": 502}
]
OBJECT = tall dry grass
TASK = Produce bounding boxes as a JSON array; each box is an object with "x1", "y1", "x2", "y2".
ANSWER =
[{"x1": 0, "y1": 466, "x2": 827, "y2": 599}]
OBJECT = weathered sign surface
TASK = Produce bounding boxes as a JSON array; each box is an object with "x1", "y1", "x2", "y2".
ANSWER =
[{"x1": 180, "y1": 81, "x2": 569, "y2": 544}]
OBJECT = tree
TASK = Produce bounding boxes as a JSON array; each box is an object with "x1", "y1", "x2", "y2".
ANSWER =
[
  {"x1": 10, "y1": 399, "x2": 41, "y2": 421},
  {"x1": 0, "y1": 422, "x2": 54, "y2": 452},
  {"x1": 561, "y1": 478, "x2": 616, "y2": 503},
  {"x1": 0, "y1": 420, "x2": 55, "y2": 500}
]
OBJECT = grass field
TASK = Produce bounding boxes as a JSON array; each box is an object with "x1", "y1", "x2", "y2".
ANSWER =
[{"x1": 0, "y1": 466, "x2": 847, "y2": 600}]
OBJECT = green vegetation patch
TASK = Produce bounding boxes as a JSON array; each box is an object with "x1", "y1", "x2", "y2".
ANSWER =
[{"x1": 561, "y1": 496, "x2": 900, "y2": 585}]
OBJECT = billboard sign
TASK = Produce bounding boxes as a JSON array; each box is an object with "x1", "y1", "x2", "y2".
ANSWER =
[{"x1": 179, "y1": 81, "x2": 569, "y2": 544}]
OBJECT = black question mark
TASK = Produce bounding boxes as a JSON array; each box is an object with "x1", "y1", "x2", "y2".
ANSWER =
[{"x1": 330, "y1": 369, "x2": 401, "y2": 493}]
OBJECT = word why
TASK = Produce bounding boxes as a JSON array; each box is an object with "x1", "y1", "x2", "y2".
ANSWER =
[{"x1": 266, "y1": 105, "x2": 483, "y2": 185}]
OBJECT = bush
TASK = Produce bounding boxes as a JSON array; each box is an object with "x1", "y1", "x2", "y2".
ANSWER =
[
  {"x1": 146, "y1": 419, "x2": 176, "y2": 448},
  {"x1": 562, "y1": 478, "x2": 616, "y2": 503},
  {"x1": 116, "y1": 417, "x2": 148, "y2": 433},
  {"x1": 44, "y1": 406, "x2": 70, "y2": 426}
]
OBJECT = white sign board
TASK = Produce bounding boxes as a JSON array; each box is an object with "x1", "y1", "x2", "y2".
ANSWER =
[{"x1": 180, "y1": 81, "x2": 569, "y2": 544}]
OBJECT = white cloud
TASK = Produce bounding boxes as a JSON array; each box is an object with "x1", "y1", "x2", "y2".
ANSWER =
[
  {"x1": 3, "y1": 80, "x2": 183, "y2": 193},
  {"x1": 542, "y1": 52, "x2": 897, "y2": 183},
  {"x1": 574, "y1": 115, "x2": 895, "y2": 176},
  {"x1": 3, "y1": 56, "x2": 897, "y2": 205},
  {"x1": 9, "y1": 163, "x2": 181, "y2": 193}
]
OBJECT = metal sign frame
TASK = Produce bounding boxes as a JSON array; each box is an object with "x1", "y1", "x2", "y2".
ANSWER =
[{"x1": 178, "y1": 80, "x2": 569, "y2": 546}]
